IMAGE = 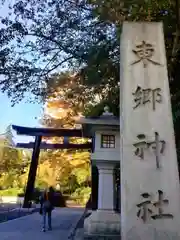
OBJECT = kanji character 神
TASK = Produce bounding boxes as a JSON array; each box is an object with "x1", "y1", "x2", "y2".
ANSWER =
[{"x1": 133, "y1": 132, "x2": 166, "y2": 169}]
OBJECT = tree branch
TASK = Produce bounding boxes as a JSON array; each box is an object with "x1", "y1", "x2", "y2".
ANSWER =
[
  {"x1": 41, "y1": 50, "x2": 62, "y2": 75},
  {"x1": 27, "y1": 32, "x2": 82, "y2": 60},
  {"x1": 27, "y1": 33, "x2": 61, "y2": 47},
  {"x1": 65, "y1": 0, "x2": 92, "y2": 11},
  {"x1": 41, "y1": 56, "x2": 74, "y2": 77}
]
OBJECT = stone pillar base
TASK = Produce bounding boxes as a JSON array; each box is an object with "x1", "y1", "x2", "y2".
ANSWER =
[{"x1": 84, "y1": 210, "x2": 120, "y2": 240}]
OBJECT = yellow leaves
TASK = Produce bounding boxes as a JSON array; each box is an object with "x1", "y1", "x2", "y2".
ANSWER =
[
  {"x1": 45, "y1": 97, "x2": 74, "y2": 122},
  {"x1": 70, "y1": 159, "x2": 86, "y2": 166},
  {"x1": 36, "y1": 148, "x2": 90, "y2": 189},
  {"x1": 46, "y1": 99, "x2": 70, "y2": 109},
  {"x1": 37, "y1": 160, "x2": 59, "y2": 187},
  {"x1": 70, "y1": 157, "x2": 89, "y2": 167},
  {"x1": 45, "y1": 99, "x2": 71, "y2": 120},
  {"x1": 19, "y1": 172, "x2": 28, "y2": 186},
  {"x1": 69, "y1": 137, "x2": 89, "y2": 144},
  {"x1": 42, "y1": 137, "x2": 64, "y2": 144},
  {"x1": 41, "y1": 72, "x2": 90, "y2": 190}
]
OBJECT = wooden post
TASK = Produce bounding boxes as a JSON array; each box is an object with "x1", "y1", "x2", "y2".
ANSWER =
[{"x1": 23, "y1": 135, "x2": 42, "y2": 208}]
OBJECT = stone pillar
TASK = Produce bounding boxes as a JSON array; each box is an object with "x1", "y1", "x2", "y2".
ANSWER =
[
  {"x1": 84, "y1": 162, "x2": 120, "y2": 240},
  {"x1": 120, "y1": 22, "x2": 180, "y2": 240}
]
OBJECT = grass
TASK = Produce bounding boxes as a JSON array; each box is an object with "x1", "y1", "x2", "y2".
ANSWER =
[{"x1": 0, "y1": 188, "x2": 23, "y2": 196}]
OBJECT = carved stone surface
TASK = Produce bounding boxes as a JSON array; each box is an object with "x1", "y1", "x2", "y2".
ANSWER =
[
  {"x1": 131, "y1": 40, "x2": 162, "y2": 68},
  {"x1": 126, "y1": 226, "x2": 180, "y2": 240},
  {"x1": 120, "y1": 22, "x2": 180, "y2": 240},
  {"x1": 84, "y1": 236, "x2": 120, "y2": 240},
  {"x1": 83, "y1": 210, "x2": 120, "y2": 239}
]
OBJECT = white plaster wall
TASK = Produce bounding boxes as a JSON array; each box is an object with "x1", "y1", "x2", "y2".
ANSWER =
[{"x1": 91, "y1": 130, "x2": 120, "y2": 161}]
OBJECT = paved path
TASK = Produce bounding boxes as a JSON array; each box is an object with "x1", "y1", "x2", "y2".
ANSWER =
[{"x1": 0, "y1": 207, "x2": 84, "y2": 240}]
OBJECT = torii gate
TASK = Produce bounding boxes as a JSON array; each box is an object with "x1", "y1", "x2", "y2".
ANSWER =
[{"x1": 12, "y1": 125, "x2": 94, "y2": 208}]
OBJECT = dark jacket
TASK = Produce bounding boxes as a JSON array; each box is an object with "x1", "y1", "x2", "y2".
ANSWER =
[{"x1": 40, "y1": 191, "x2": 54, "y2": 211}]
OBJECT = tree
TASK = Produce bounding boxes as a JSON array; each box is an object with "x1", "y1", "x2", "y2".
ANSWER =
[
  {"x1": 0, "y1": 1, "x2": 177, "y2": 94},
  {"x1": 0, "y1": 140, "x2": 27, "y2": 189},
  {"x1": 0, "y1": 127, "x2": 31, "y2": 189},
  {"x1": 1, "y1": 0, "x2": 180, "y2": 159},
  {"x1": 44, "y1": 72, "x2": 119, "y2": 117},
  {"x1": 36, "y1": 89, "x2": 91, "y2": 194},
  {"x1": 0, "y1": 129, "x2": 22, "y2": 174},
  {"x1": 0, "y1": 0, "x2": 118, "y2": 108},
  {"x1": 37, "y1": 149, "x2": 90, "y2": 193},
  {"x1": 0, "y1": 1, "x2": 179, "y2": 115}
]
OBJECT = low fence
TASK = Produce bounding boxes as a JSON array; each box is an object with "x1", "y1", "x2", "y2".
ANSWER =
[
  {"x1": 0, "y1": 195, "x2": 87, "y2": 208},
  {"x1": 0, "y1": 206, "x2": 39, "y2": 223},
  {"x1": 0, "y1": 196, "x2": 24, "y2": 204},
  {"x1": 0, "y1": 196, "x2": 40, "y2": 223}
]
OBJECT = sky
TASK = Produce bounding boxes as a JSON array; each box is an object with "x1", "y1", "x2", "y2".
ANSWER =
[
  {"x1": 0, "y1": 93, "x2": 42, "y2": 133},
  {"x1": 0, "y1": 92, "x2": 43, "y2": 143}
]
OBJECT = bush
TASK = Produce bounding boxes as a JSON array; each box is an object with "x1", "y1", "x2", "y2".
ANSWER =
[
  {"x1": 17, "y1": 187, "x2": 44, "y2": 203},
  {"x1": 0, "y1": 187, "x2": 42, "y2": 203},
  {"x1": 31, "y1": 187, "x2": 42, "y2": 203},
  {"x1": 71, "y1": 187, "x2": 91, "y2": 205},
  {"x1": 35, "y1": 179, "x2": 48, "y2": 189},
  {"x1": 0, "y1": 188, "x2": 23, "y2": 196},
  {"x1": 53, "y1": 191, "x2": 66, "y2": 207},
  {"x1": 29, "y1": 188, "x2": 67, "y2": 207},
  {"x1": 18, "y1": 192, "x2": 24, "y2": 197}
]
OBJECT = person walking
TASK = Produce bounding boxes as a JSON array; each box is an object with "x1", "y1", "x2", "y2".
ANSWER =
[{"x1": 39, "y1": 186, "x2": 55, "y2": 232}]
